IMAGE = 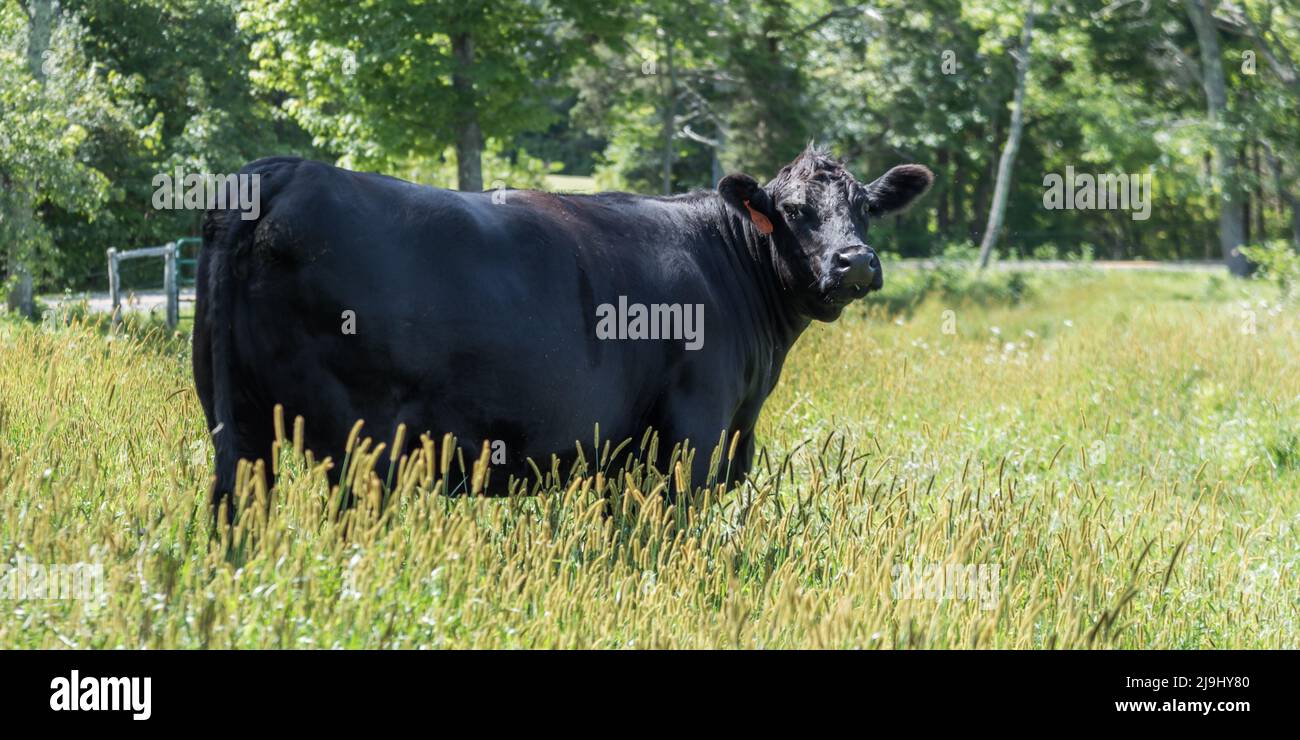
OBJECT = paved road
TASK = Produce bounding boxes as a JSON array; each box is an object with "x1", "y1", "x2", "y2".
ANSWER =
[
  {"x1": 42, "y1": 289, "x2": 196, "y2": 316},
  {"x1": 893, "y1": 259, "x2": 1225, "y2": 272}
]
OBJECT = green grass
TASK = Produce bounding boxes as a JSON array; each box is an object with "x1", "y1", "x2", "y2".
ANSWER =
[
  {"x1": 544, "y1": 174, "x2": 598, "y2": 193},
  {"x1": 1, "y1": 268, "x2": 1297, "y2": 648}
]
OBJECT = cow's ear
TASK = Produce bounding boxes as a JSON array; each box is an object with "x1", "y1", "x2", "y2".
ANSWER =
[
  {"x1": 718, "y1": 173, "x2": 775, "y2": 235},
  {"x1": 864, "y1": 164, "x2": 934, "y2": 216}
]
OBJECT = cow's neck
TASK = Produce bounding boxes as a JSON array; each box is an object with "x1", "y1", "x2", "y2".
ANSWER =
[
  {"x1": 716, "y1": 198, "x2": 810, "y2": 343},
  {"x1": 685, "y1": 197, "x2": 813, "y2": 385}
]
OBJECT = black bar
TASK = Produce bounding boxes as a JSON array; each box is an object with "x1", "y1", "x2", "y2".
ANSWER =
[{"x1": 0, "y1": 649, "x2": 1286, "y2": 727}]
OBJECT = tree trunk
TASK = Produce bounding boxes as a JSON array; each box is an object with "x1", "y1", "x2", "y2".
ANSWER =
[
  {"x1": 451, "y1": 31, "x2": 483, "y2": 192},
  {"x1": 936, "y1": 148, "x2": 951, "y2": 237},
  {"x1": 1266, "y1": 148, "x2": 1300, "y2": 249},
  {"x1": 1184, "y1": 0, "x2": 1251, "y2": 275},
  {"x1": 1240, "y1": 143, "x2": 1251, "y2": 245},
  {"x1": 1253, "y1": 142, "x2": 1265, "y2": 241},
  {"x1": 978, "y1": 1, "x2": 1036, "y2": 269},
  {"x1": 1292, "y1": 197, "x2": 1300, "y2": 250},
  {"x1": 951, "y1": 151, "x2": 967, "y2": 244},
  {"x1": 5, "y1": 0, "x2": 53, "y2": 318},
  {"x1": 1203, "y1": 152, "x2": 1215, "y2": 259},
  {"x1": 660, "y1": 30, "x2": 677, "y2": 195},
  {"x1": 4, "y1": 203, "x2": 35, "y2": 318},
  {"x1": 971, "y1": 126, "x2": 994, "y2": 243},
  {"x1": 24, "y1": 0, "x2": 51, "y2": 82},
  {"x1": 710, "y1": 128, "x2": 725, "y2": 186}
]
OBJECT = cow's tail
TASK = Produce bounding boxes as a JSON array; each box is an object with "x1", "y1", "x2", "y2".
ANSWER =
[
  {"x1": 195, "y1": 157, "x2": 299, "y2": 522},
  {"x1": 199, "y1": 206, "x2": 252, "y2": 520}
]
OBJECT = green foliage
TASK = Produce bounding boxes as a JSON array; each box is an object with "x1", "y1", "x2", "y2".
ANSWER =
[
  {"x1": 52, "y1": 0, "x2": 321, "y2": 284},
  {"x1": 4, "y1": 0, "x2": 1300, "y2": 293},
  {"x1": 865, "y1": 260, "x2": 1040, "y2": 316},
  {"x1": 4, "y1": 0, "x2": 321, "y2": 292},
  {"x1": 1241, "y1": 240, "x2": 1300, "y2": 297},
  {"x1": 392, "y1": 141, "x2": 560, "y2": 191},
  {"x1": 0, "y1": 0, "x2": 121, "y2": 288},
  {"x1": 237, "y1": 0, "x2": 630, "y2": 180}
]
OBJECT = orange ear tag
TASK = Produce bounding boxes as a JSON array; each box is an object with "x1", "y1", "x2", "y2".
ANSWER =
[{"x1": 743, "y1": 200, "x2": 774, "y2": 235}]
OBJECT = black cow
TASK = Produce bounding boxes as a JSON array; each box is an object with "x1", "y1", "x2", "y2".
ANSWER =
[{"x1": 194, "y1": 145, "x2": 931, "y2": 513}]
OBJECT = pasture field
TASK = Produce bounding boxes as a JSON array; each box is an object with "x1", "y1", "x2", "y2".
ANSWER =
[{"x1": 0, "y1": 267, "x2": 1296, "y2": 648}]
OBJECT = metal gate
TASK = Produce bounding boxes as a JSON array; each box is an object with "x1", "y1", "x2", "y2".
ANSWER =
[{"x1": 106, "y1": 236, "x2": 202, "y2": 329}]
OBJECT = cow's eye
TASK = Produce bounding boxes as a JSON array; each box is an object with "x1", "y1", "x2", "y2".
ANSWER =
[{"x1": 783, "y1": 202, "x2": 809, "y2": 220}]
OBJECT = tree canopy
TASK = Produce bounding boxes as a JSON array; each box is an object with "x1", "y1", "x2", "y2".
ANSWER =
[{"x1": 3, "y1": 0, "x2": 1298, "y2": 297}]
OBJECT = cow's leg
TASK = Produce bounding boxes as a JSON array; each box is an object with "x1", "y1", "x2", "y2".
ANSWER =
[
  {"x1": 210, "y1": 414, "x2": 275, "y2": 524},
  {"x1": 683, "y1": 426, "x2": 757, "y2": 492},
  {"x1": 648, "y1": 395, "x2": 742, "y2": 502},
  {"x1": 722, "y1": 431, "x2": 757, "y2": 488},
  {"x1": 209, "y1": 442, "x2": 237, "y2": 524}
]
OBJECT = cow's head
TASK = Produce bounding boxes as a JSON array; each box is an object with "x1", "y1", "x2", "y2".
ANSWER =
[{"x1": 718, "y1": 145, "x2": 932, "y2": 321}]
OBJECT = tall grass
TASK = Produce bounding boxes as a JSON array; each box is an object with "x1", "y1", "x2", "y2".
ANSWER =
[{"x1": 1, "y1": 269, "x2": 1296, "y2": 648}]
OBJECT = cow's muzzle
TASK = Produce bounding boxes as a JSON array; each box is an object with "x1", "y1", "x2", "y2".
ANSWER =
[{"x1": 830, "y1": 246, "x2": 882, "y2": 294}]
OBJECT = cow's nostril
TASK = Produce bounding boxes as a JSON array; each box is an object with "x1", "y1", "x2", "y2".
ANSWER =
[{"x1": 834, "y1": 253, "x2": 853, "y2": 270}]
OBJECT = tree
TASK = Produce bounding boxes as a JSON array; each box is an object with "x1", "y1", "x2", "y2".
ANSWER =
[
  {"x1": 1, "y1": 0, "x2": 119, "y2": 313},
  {"x1": 31, "y1": 0, "x2": 323, "y2": 291},
  {"x1": 978, "y1": 0, "x2": 1037, "y2": 268},
  {"x1": 239, "y1": 0, "x2": 630, "y2": 191},
  {"x1": 571, "y1": 0, "x2": 818, "y2": 195},
  {"x1": 1184, "y1": 0, "x2": 1252, "y2": 274},
  {"x1": 1222, "y1": 0, "x2": 1300, "y2": 251}
]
